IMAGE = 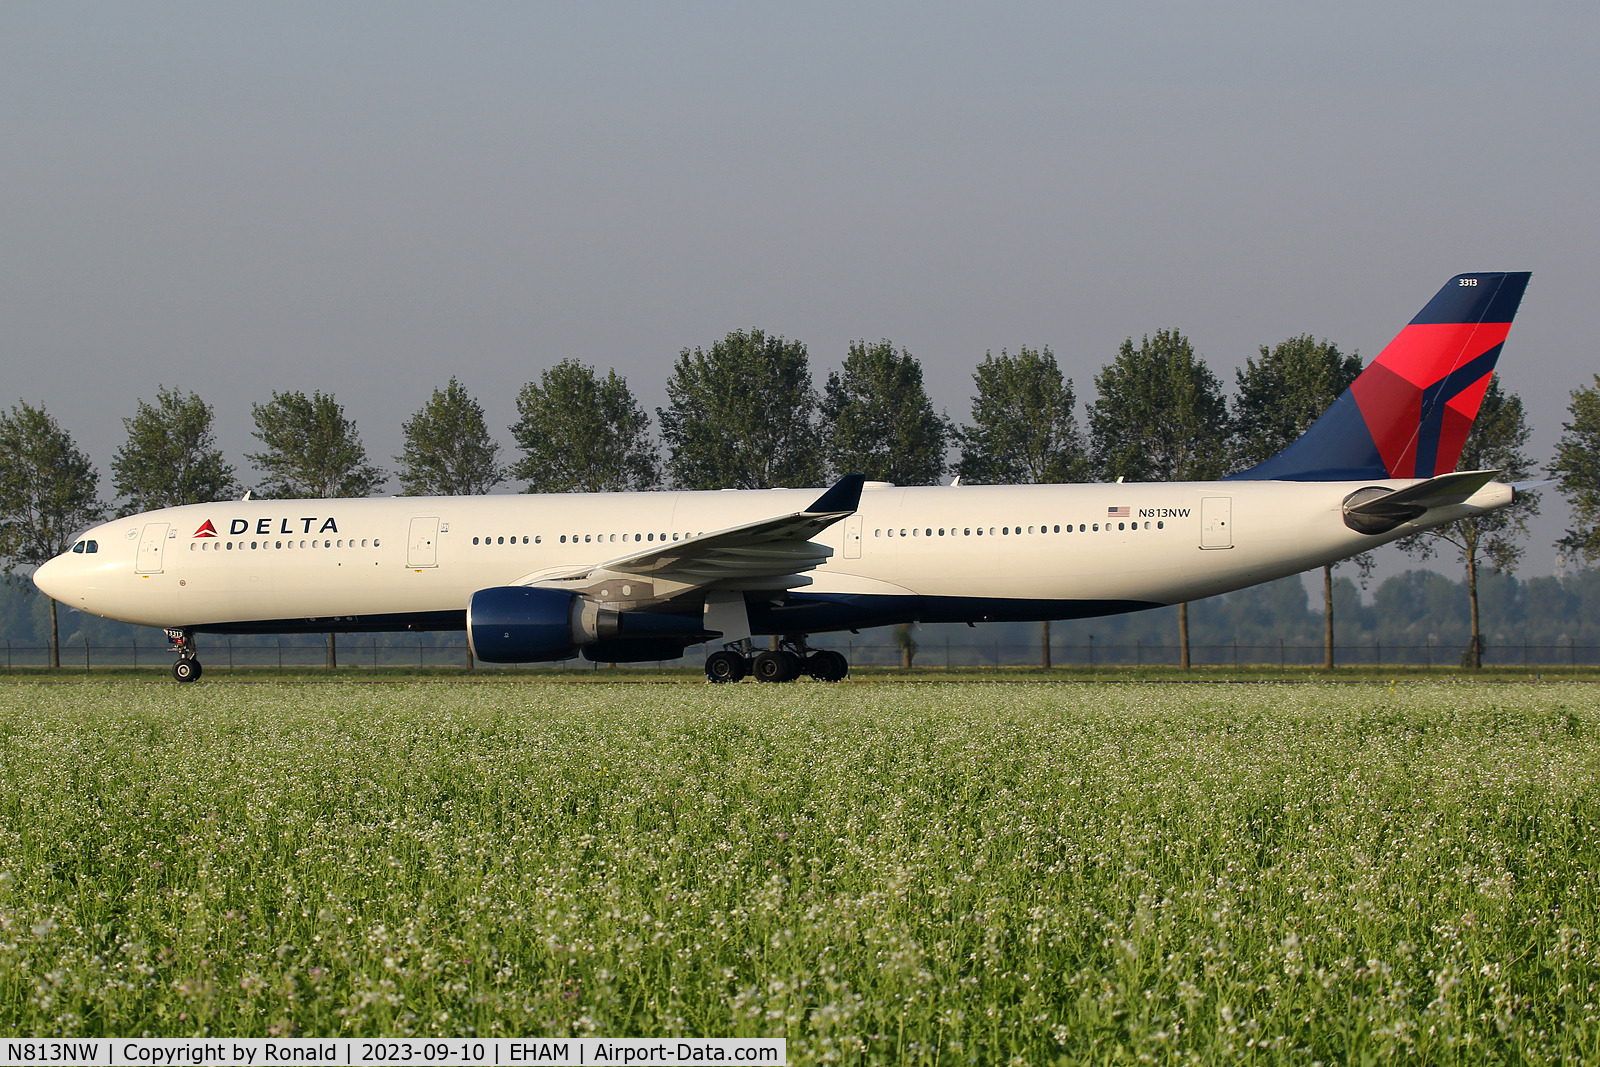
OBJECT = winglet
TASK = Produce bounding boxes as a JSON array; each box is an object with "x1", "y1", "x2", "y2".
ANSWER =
[{"x1": 805, "y1": 474, "x2": 865, "y2": 515}]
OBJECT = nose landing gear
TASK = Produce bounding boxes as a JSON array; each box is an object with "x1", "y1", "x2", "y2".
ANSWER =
[
  {"x1": 165, "y1": 628, "x2": 202, "y2": 683},
  {"x1": 704, "y1": 636, "x2": 849, "y2": 683}
]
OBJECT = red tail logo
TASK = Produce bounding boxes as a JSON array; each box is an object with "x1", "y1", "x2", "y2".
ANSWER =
[{"x1": 193, "y1": 520, "x2": 218, "y2": 538}]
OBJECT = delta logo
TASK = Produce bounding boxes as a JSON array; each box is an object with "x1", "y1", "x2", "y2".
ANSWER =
[{"x1": 193, "y1": 520, "x2": 219, "y2": 538}]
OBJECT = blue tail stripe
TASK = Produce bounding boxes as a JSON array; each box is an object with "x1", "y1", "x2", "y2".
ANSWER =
[
  {"x1": 1226, "y1": 391, "x2": 1388, "y2": 482},
  {"x1": 1411, "y1": 344, "x2": 1503, "y2": 477}
]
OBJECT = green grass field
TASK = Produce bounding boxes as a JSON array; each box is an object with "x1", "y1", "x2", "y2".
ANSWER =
[{"x1": 2, "y1": 682, "x2": 1598, "y2": 1063}]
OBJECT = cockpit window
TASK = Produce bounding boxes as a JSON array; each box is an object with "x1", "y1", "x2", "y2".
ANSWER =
[
  {"x1": 85, "y1": 540, "x2": 97, "y2": 553},
  {"x1": 71, "y1": 541, "x2": 84, "y2": 553}
]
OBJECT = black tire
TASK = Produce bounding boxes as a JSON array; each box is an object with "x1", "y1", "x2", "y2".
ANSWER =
[
  {"x1": 807, "y1": 650, "x2": 848, "y2": 682},
  {"x1": 705, "y1": 650, "x2": 746, "y2": 683},
  {"x1": 753, "y1": 650, "x2": 798, "y2": 683},
  {"x1": 172, "y1": 658, "x2": 201, "y2": 683}
]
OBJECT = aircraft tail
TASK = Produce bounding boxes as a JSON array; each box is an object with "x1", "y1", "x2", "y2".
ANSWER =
[{"x1": 1230, "y1": 272, "x2": 1531, "y2": 481}]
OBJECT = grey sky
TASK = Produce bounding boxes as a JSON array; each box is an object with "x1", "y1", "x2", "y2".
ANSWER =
[{"x1": 3, "y1": 2, "x2": 1596, "y2": 579}]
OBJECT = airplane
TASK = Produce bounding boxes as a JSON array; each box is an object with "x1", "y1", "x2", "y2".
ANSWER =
[{"x1": 33, "y1": 272, "x2": 1531, "y2": 684}]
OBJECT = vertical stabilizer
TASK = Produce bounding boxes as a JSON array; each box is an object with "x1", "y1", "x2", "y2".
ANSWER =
[{"x1": 1231, "y1": 272, "x2": 1530, "y2": 481}]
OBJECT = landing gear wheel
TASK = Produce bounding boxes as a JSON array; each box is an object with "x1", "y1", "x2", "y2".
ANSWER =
[
  {"x1": 705, "y1": 650, "x2": 747, "y2": 683},
  {"x1": 806, "y1": 650, "x2": 849, "y2": 682},
  {"x1": 753, "y1": 649, "x2": 801, "y2": 683},
  {"x1": 172, "y1": 658, "x2": 202, "y2": 683}
]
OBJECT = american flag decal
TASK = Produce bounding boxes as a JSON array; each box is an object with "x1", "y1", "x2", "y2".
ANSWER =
[{"x1": 1107, "y1": 506, "x2": 1130, "y2": 518}]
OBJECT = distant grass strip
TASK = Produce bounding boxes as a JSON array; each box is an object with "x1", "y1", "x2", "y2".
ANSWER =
[{"x1": 1, "y1": 683, "x2": 1598, "y2": 1063}]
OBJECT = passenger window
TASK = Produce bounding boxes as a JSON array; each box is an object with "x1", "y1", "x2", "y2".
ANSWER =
[
  {"x1": 275, "y1": 541, "x2": 282, "y2": 549},
  {"x1": 1092, "y1": 524, "x2": 1099, "y2": 531},
  {"x1": 875, "y1": 529, "x2": 881, "y2": 537},
  {"x1": 925, "y1": 528, "x2": 932, "y2": 537},
  {"x1": 1118, "y1": 522, "x2": 1125, "y2": 531},
  {"x1": 585, "y1": 535, "x2": 591, "y2": 543},
  {"x1": 1079, "y1": 524, "x2": 1086, "y2": 532},
  {"x1": 189, "y1": 543, "x2": 196, "y2": 551},
  {"x1": 938, "y1": 528, "x2": 944, "y2": 536},
  {"x1": 964, "y1": 528, "x2": 970, "y2": 536},
  {"x1": 1158, "y1": 521, "x2": 1164, "y2": 529},
  {"x1": 535, "y1": 536, "x2": 541, "y2": 544},
  {"x1": 1053, "y1": 525, "x2": 1060, "y2": 533},
  {"x1": 226, "y1": 542, "x2": 234, "y2": 551},
  {"x1": 1002, "y1": 527, "x2": 1008, "y2": 535}
]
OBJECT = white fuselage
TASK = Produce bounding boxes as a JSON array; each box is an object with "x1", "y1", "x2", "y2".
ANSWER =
[{"x1": 33, "y1": 479, "x2": 1510, "y2": 633}]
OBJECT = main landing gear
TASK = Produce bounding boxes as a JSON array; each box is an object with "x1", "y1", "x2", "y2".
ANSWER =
[
  {"x1": 166, "y1": 628, "x2": 202, "y2": 683},
  {"x1": 705, "y1": 636, "x2": 849, "y2": 684}
]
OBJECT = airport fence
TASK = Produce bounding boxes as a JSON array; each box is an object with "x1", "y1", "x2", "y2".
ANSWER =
[{"x1": 3, "y1": 636, "x2": 1599, "y2": 671}]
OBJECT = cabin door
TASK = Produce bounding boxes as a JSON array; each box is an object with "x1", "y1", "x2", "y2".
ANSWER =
[
  {"x1": 407, "y1": 517, "x2": 439, "y2": 568},
  {"x1": 1200, "y1": 496, "x2": 1233, "y2": 549},
  {"x1": 135, "y1": 523, "x2": 169, "y2": 573}
]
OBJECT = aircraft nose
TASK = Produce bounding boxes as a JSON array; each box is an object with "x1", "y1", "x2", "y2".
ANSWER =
[{"x1": 32, "y1": 555, "x2": 69, "y2": 601}]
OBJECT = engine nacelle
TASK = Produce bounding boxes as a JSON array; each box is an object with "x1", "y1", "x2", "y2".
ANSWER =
[{"x1": 466, "y1": 586, "x2": 715, "y2": 663}]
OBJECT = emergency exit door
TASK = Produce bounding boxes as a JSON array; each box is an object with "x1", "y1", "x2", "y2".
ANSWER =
[
  {"x1": 407, "y1": 517, "x2": 439, "y2": 568},
  {"x1": 1200, "y1": 497, "x2": 1233, "y2": 549},
  {"x1": 843, "y1": 513, "x2": 863, "y2": 559}
]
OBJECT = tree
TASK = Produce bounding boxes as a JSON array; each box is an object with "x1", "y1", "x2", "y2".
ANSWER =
[
  {"x1": 1090, "y1": 329, "x2": 1231, "y2": 482},
  {"x1": 658, "y1": 329, "x2": 823, "y2": 490},
  {"x1": 0, "y1": 403, "x2": 104, "y2": 667},
  {"x1": 509, "y1": 361, "x2": 657, "y2": 493},
  {"x1": 111, "y1": 386, "x2": 240, "y2": 515},
  {"x1": 1397, "y1": 378, "x2": 1537, "y2": 668},
  {"x1": 955, "y1": 346, "x2": 1087, "y2": 484},
  {"x1": 1090, "y1": 329, "x2": 1230, "y2": 668},
  {"x1": 1232, "y1": 334, "x2": 1367, "y2": 668},
  {"x1": 821, "y1": 340, "x2": 948, "y2": 485},
  {"x1": 246, "y1": 391, "x2": 386, "y2": 499},
  {"x1": 1552, "y1": 374, "x2": 1600, "y2": 565},
  {"x1": 1232, "y1": 335, "x2": 1363, "y2": 469},
  {"x1": 396, "y1": 377, "x2": 504, "y2": 496}
]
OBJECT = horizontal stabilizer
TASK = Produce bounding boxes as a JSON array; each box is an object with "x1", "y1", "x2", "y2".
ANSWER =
[
  {"x1": 1342, "y1": 469, "x2": 1502, "y2": 533},
  {"x1": 1344, "y1": 469, "x2": 1502, "y2": 516}
]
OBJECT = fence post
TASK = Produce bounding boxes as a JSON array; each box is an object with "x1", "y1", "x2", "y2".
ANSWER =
[
  {"x1": 420, "y1": 638, "x2": 424, "y2": 669},
  {"x1": 373, "y1": 637, "x2": 378, "y2": 670},
  {"x1": 278, "y1": 638, "x2": 283, "y2": 674},
  {"x1": 1279, "y1": 637, "x2": 1284, "y2": 668},
  {"x1": 228, "y1": 638, "x2": 234, "y2": 670},
  {"x1": 85, "y1": 637, "x2": 90, "y2": 674},
  {"x1": 132, "y1": 639, "x2": 137, "y2": 670},
  {"x1": 1376, "y1": 640, "x2": 1381, "y2": 666}
]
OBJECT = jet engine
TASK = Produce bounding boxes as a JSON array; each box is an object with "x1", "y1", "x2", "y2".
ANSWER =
[{"x1": 466, "y1": 586, "x2": 715, "y2": 663}]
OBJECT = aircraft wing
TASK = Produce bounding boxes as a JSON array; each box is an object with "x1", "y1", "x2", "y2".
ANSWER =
[{"x1": 517, "y1": 475, "x2": 864, "y2": 602}]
